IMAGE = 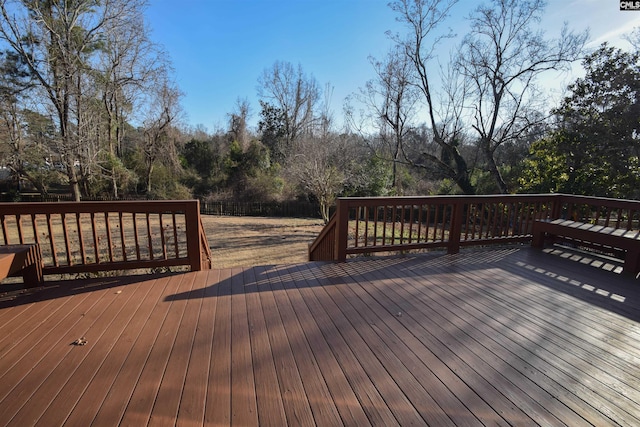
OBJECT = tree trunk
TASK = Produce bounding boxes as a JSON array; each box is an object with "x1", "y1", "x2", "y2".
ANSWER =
[
  {"x1": 443, "y1": 140, "x2": 476, "y2": 195},
  {"x1": 68, "y1": 165, "x2": 82, "y2": 201},
  {"x1": 319, "y1": 195, "x2": 330, "y2": 224},
  {"x1": 483, "y1": 144, "x2": 508, "y2": 194},
  {"x1": 146, "y1": 162, "x2": 154, "y2": 194}
]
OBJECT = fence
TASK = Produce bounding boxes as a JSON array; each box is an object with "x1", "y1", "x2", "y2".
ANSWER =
[{"x1": 199, "y1": 200, "x2": 321, "y2": 218}]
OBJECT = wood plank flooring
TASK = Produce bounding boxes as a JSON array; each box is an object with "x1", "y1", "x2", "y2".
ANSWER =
[{"x1": 0, "y1": 246, "x2": 639, "y2": 426}]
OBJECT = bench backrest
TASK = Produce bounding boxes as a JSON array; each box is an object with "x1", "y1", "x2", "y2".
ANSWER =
[{"x1": 552, "y1": 195, "x2": 640, "y2": 232}]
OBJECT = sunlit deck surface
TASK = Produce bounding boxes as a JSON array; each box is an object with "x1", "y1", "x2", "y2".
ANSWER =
[{"x1": 1, "y1": 246, "x2": 639, "y2": 426}]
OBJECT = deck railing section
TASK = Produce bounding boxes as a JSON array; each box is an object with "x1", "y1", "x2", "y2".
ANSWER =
[
  {"x1": 310, "y1": 193, "x2": 640, "y2": 262},
  {"x1": 545, "y1": 194, "x2": 640, "y2": 257},
  {"x1": 308, "y1": 214, "x2": 337, "y2": 261},
  {"x1": 0, "y1": 200, "x2": 212, "y2": 276},
  {"x1": 310, "y1": 194, "x2": 555, "y2": 261},
  {"x1": 553, "y1": 194, "x2": 640, "y2": 230}
]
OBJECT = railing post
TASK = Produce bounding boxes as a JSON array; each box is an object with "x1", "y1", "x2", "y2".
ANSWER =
[
  {"x1": 334, "y1": 198, "x2": 349, "y2": 262},
  {"x1": 551, "y1": 193, "x2": 563, "y2": 219},
  {"x1": 448, "y1": 200, "x2": 463, "y2": 254},
  {"x1": 185, "y1": 200, "x2": 203, "y2": 271}
]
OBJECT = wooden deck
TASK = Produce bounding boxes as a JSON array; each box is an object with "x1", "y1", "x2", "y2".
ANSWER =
[{"x1": 1, "y1": 246, "x2": 639, "y2": 426}]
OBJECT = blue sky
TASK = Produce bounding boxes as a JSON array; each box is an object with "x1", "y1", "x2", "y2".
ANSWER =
[{"x1": 145, "y1": 0, "x2": 640, "y2": 132}]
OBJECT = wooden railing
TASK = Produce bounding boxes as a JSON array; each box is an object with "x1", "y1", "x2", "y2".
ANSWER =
[
  {"x1": 0, "y1": 200, "x2": 212, "y2": 277},
  {"x1": 542, "y1": 194, "x2": 640, "y2": 260},
  {"x1": 550, "y1": 194, "x2": 640, "y2": 229},
  {"x1": 308, "y1": 214, "x2": 338, "y2": 261},
  {"x1": 309, "y1": 194, "x2": 640, "y2": 261}
]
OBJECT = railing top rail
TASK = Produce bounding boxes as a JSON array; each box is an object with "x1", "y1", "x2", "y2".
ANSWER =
[
  {"x1": 556, "y1": 194, "x2": 640, "y2": 208},
  {"x1": 337, "y1": 193, "x2": 553, "y2": 200},
  {"x1": 336, "y1": 193, "x2": 640, "y2": 206},
  {"x1": 336, "y1": 193, "x2": 555, "y2": 206},
  {"x1": 0, "y1": 200, "x2": 199, "y2": 215}
]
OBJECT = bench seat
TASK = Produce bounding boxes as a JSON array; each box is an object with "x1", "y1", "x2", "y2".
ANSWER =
[
  {"x1": 0, "y1": 244, "x2": 44, "y2": 287},
  {"x1": 532, "y1": 219, "x2": 640, "y2": 276}
]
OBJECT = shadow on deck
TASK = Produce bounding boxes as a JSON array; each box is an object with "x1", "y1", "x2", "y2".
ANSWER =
[{"x1": 0, "y1": 246, "x2": 639, "y2": 426}]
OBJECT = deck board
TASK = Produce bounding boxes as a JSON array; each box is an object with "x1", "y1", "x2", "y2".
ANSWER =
[
  {"x1": 1, "y1": 246, "x2": 640, "y2": 426},
  {"x1": 176, "y1": 269, "x2": 219, "y2": 427},
  {"x1": 293, "y1": 263, "x2": 400, "y2": 426},
  {"x1": 150, "y1": 271, "x2": 206, "y2": 426},
  {"x1": 90, "y1": 274, "x2": 185, "y2": 426},
  {"x1": 230, "y1": 267, "x2": 258, "y2": 426},
  {"x1": 205, "y1": 267, "x2": 232, "y2": 426},
  {"x1": 341, "y1": 260, "x2": 537, "y2": 426},
  {"x1": 25, "y1": 273, "x2": 158, "y2": 426},
  {"x1": 0, "y1": 286, "x2": 113, "y2": 416},
  {"x1": 259, "y1": 266, "x2": 316, "y2": 426},
  {"x1": 265, "y1": 265, "x2": 344, "y2": 426},
  {"x1": 283, "y1": 264, "x2": 371, "y2": 426},
  {"x1": 243, "y1": 266, "x2": 288, "y2": 426},
  {"x1": 367, "y1": 261, "x2": 600, "y2": 426},
  {"x1": 328, "y1": 262, "x2": 507, "y2": 426},
  {"x1": 60, "y1": 275, "x2": 174, "y2": 426},
  {"x1": 320, "y1": 265, "x2": 461, "y2": 426}
]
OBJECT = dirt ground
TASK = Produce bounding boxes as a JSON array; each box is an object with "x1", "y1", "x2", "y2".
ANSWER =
[{"x1": 200, "y1": 215, "x2": 325, "y2": 268}]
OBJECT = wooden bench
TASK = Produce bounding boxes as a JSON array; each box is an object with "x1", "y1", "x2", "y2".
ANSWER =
[
  {"x1": 0, "y1": 244, "x2": 44, "y2": 287},
  {"x1": 532, "y1": 219, "x2": 640, "y2": 276}
]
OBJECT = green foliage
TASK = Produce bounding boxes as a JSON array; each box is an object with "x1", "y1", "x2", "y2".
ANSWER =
[
  {"x1": 344, "y1": 155, "x2": 393, "y2": 197},
  {"x1": 182, "y1": 139, "x2": 219, "y2": 179},
  {"x1": 472, "y1": 170, "x2": 500, "y2": 195},
  {"x1": 223, "y1": 140, "x2": 281, "y2": 201},
  {"x1": 0, "y1": 50, "x2": 33, "y2": 102},
  {"x1": 107, "y1": 153, "x2": 137, "y2": 191},
  {"x1": 389, "y1": 165, "x2": 414, "y2": 196},
  {"x1": 23, "y1": 162, "x2": 66, "y2": 194},
  {"x1": 257, "y1": 101, "x2": 287, "y2": 162},
  {"x1": 180, "y1": 138, "x2": 226, "y2": 197},
  {"x1": 523, "y1": 44, "x2": 640, "y2": 198},
  {"x1": 434, "y1": 179, "x2": 458, "y2": 195},
  {"x1": 519, "y1": 136, "x2": 570, "y2": 193},
  {"x1": 365, "y1": 156, "x2": 394, "y2": 196},
  {"x1": 468, "y1": 164, "x2": 523, "y2": 195},
  {"x1": 147, "y1": 163, "x2": 193, "y2": 200}
]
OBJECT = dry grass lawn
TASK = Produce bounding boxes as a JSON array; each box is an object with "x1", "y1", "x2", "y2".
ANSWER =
[{"x1": 200, "y1": 215, "x2": 325, "y2": 268}]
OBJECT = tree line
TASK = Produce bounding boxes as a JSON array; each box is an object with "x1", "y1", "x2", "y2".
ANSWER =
[{"x1": 1, "y1": 0, "x2": 639, "y2": 223}]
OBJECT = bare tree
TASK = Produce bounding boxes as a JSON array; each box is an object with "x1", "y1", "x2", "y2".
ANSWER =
[
  {"x1": 458, "y1": 0, "x2": 587, "y2": 193},
  {"x1": 625, "y1": 27, "x2": 640, "y2": 52},
  {"x1": 316, "y1": 83, "x2": 334, "y2": 139},
  {"x1": 289, "y1": 135, "x2": 348, "y2": 223},
  {"x1": 0, "y1": 49, "x2": 47, "y2": 194},
  {"x1": 389, "y1": 0, "x2": 477, "y2": 194},
  {"x1": 257, "y1": 61, "x2": 319, "y2": 156},
  {"x1": 228, "y1": 98, "x2": 251, "y2": 149},
  {"x1": 141, "y1": 74, "x2": 183, "y2": 195},
  {"x1": 348, "y1": 46, "x2": 419, "y2": 193},
  {"x1": 97, "y1": 8, "x2": 161, "y2": 197},
  {"x1": 0, "y1": 0, "x2": 148, "y2": 200}
]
